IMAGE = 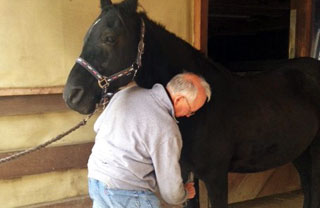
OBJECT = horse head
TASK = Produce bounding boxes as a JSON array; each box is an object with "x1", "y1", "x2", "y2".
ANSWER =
[
  {"x1": 64, "y1": 0, "x2": 212, "y2": 114},
  {"x1": 63, "y1": 0, "x2": 142, "y2": 114}
]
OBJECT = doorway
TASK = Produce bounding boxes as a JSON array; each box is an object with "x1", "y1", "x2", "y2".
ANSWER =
[
  {"x1": 207, "y1": 0, "x2": 291, "y2": 71},
  {"x1": 193, "y1": 0, "x2": 315, "y2": 70}
]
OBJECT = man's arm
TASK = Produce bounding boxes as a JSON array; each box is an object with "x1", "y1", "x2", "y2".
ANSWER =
[{"x1": 151, "y1": 134, "x2": 194, "y2": 205}]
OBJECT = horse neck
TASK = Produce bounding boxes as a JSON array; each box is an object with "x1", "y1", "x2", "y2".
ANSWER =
[{"x1": 136, "y1": 14, "x2": 231, "y2": 89}]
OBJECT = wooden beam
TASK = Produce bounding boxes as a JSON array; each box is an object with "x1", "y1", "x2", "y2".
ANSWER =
[
  {"x1": 0, "y1": 142, "x2": 93, "y2": 180},
  {"x1": 194, "y1": 0, "x2": 209, "y2": 54},
  {"x1": 0, "y1": 86, "x2": 64, "y2": 96},
  {"x1": 194, "y1": 2, "x2": 210, "y2": 206},
  {"x1": 289, "y1": 9, "x2": 297, "y2": 59},
  {"x1": 292, "y1": 0, "x2": 313, "y2": 57},
  {"x1": 23, "y1": 195, "x2": 92, "y2": 208},
  {"x1": 0, "y1": 94, "x2": 69, "y2": 116}
]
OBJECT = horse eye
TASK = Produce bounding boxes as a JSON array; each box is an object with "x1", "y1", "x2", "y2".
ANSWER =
[{"x1": 103, "y1": 35, "x2": 117, "y2": 44}]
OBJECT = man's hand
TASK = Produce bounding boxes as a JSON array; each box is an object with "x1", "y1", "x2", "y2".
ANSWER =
[{"x1": 184, "y1": 182, "x2": 196, "y2": 199}]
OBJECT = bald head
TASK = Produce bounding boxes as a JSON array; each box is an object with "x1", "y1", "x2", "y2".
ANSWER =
[{"x1": 166, "y1": 72, "x2": 211, "y2": 117}]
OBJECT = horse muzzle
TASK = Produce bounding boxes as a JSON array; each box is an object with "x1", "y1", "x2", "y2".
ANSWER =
[{"x1": 63, "y1": 85, "x2": 97, "y2": 114}]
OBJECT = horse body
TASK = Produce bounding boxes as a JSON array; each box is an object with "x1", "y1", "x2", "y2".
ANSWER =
[
  {"x1": 63, "y1": 0, "x2": 320, "y2": 207},
  {"x1": 208, "y1": 71, "x2": 318, "y2": 172},
  {"x1": 177, "y1": 58, "x2": 320, "y2": 207}
]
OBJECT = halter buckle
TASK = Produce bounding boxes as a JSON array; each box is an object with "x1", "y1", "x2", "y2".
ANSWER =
[{"x1": 98, "y1": 77, "x2": 109, "y2": 89}]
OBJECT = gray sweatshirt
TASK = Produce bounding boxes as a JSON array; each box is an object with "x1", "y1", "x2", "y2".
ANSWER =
[{"x1": 88, "y1": 84, "x2": 188, "y2": 205}]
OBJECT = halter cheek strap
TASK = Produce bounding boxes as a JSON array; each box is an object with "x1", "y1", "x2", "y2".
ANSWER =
[{"x1": 76, "y1": 57, "x2": 109, "y2": 89}]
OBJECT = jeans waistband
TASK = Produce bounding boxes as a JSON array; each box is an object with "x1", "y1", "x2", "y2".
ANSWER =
[
  {"x1": 89, "y1": 178, "x2": 153, "y2": 196},
  {"x1": 105, "y1": 188, "x2": 154, "y2": 196}
]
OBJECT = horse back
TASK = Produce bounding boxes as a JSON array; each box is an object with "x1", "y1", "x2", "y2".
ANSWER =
[{"x1": 206, "y1": 58, "x2": 320, "y2": 172}]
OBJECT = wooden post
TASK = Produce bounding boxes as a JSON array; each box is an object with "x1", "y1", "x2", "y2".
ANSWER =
[
  {"x1": 194, "y1": 0, "x2": 209, "y2": 54},
  {"x1": 0, "y1": 86, "x2": 63, "y2": 96},
  {"x1": 194, "y1": 1, "x2": 210, "y2": 206},
  {"x1": 292, "y1": 0, "x2": 313, "y2": 57}
]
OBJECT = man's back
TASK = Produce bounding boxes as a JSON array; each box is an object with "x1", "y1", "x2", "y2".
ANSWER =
[
  {"x1": 88, "y1": 84, "x2": 182, "y2": 194},
  {"x1": 87, "y1": 72, "x2": 209, "y2": 207}
]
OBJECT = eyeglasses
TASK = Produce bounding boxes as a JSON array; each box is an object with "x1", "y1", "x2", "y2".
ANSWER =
[{"x1": 184, "y1": 97, "x2": 195, "y2": 117}]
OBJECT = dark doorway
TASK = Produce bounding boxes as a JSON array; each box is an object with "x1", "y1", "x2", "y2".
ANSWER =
[{"x1": 207, "y1": 0, "x2": 291, "y2": 71}]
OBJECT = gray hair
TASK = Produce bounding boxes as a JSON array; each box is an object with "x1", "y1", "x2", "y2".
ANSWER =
[{"x1": 166, "y1": 72, "x2": 211, "y2": 102}]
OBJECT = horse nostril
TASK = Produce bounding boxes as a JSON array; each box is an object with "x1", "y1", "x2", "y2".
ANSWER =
[{"x1": 68, "y1": 86, "x2": 84, "y2": 105}]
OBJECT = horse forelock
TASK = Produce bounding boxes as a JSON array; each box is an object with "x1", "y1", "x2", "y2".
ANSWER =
[{"x1": 84, "y1": 6, "x2": 132, "y2": 46}]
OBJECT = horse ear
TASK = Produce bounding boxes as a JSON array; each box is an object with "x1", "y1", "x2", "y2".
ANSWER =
[
  {"x1": 119, "y1": 0, "x2": 138, "y2": 13},
  {"x1": 101, "y1": 0, "x2": 112, "y2": 9}
]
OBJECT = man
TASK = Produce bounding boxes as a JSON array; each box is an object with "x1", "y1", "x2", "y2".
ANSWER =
[{"x1": 88, "y1": 72, "x2": 211, "y2": 207}]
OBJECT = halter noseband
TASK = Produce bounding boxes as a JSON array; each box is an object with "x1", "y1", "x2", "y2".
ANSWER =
[{"x1": 76, "y1": 18, "x2": 145, "y2": 107}]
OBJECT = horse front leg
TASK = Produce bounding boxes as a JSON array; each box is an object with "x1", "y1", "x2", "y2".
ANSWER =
[
  {"x1": 293, "y1": 149, "x2": 311, "y2": 208},
  {"x1": 297, "y1": 135, "x2": 320, "y2": 208},
  {"x1": 203, "y1": 169, "x2": 229, "y2": 208}
]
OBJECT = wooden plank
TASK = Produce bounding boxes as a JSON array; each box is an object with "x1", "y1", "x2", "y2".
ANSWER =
[
  {"x1": 194, "y1": 0, "x2": 209, "y2": 54},
  {"x1": 0, "y1": 86, "x2": 64, "y2": 96},
  {"x1": 23, "y1": 195, "x2": 92, "y2": 208},
  {"x1": 0, "y1": 142, "x2": 93, "y2": 180},
  {"x1": 0, "y1": 94, "x2": 68, "y2": 116},
  {"x1": 289, "y1": 9, "x2": 297, "y2": 58},
  {"x1": 292, "y1": 0, "x2": 313, "y2": 57}
]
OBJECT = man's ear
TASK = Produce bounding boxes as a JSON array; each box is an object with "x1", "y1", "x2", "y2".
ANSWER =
[
  {"x1": 171, "y1": 95, "x2": 185, "y2": 117},
  {"x1": 172, "y1": 95, "x2": 184, "y2": 106}
]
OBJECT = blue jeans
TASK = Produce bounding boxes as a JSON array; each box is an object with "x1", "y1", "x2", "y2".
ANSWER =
[{"x1": 88, "y1": 178, "x2": 160, "y2": 208}]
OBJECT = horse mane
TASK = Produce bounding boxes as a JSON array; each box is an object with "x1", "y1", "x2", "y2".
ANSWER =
[{"x1": 136, "y1": 12, "x2": 232, "y2": 86}]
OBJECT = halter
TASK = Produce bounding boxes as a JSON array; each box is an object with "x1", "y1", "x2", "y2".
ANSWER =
[{"x1": 76, "y1": 18, "x2": 145, "y2": 107}]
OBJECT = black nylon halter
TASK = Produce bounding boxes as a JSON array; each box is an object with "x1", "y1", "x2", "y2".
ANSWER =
[{"x1": 76, "y1": 18, "x2": 145, "y2": 107}]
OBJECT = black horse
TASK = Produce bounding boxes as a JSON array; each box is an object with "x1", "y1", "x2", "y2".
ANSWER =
[{"x1": 63, "y1": 0, "x2": 320, "y2": 207}]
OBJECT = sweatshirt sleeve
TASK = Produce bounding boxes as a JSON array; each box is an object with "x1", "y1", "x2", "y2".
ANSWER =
[{"x1": 150, "y1": 133, "x2": 188, "y2": 205}]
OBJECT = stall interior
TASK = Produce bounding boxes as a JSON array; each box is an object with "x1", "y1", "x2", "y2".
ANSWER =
[{"x1": 208, "y1": 0, "x2": 291, "y2": 70}]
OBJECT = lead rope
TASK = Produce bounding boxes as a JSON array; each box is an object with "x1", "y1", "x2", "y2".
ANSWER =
[{"x1": 0, "y1": 109, "x2": 98, "y2": 164}]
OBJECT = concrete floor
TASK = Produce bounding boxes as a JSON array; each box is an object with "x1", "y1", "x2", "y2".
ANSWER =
[{"x1": 229, "y1": 191, "x2": 303, "y2": 208}]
